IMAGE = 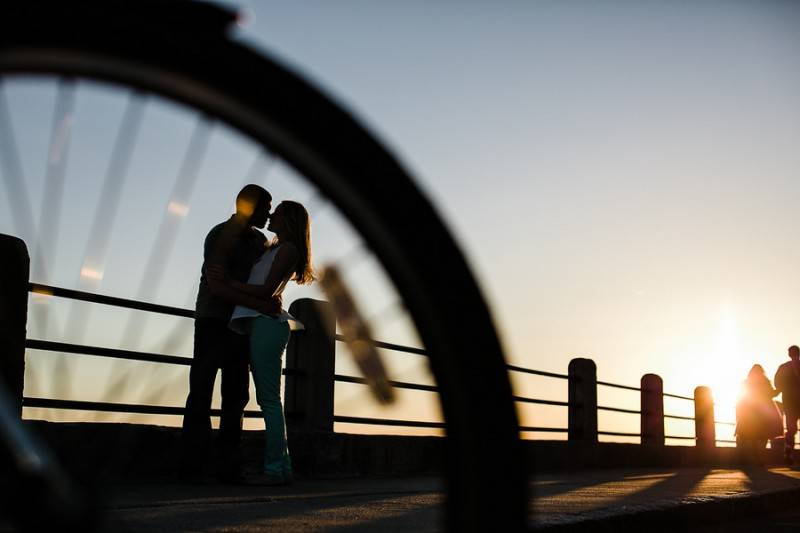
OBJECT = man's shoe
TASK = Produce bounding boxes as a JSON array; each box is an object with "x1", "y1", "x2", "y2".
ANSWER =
[{"x1": 784, "y1": 450, "x2": 794, "y2": 465}]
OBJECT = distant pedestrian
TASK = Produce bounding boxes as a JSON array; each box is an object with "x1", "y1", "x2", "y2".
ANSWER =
[
  {"x1": 180, "y1": 184, "x2": 281, "y2": 483},
  {"x1": 774, "y1": 345, "x2": 800, "y2": 464},
  {"x1": 735, "y1": 364, "x2": 782, "y2": 462}
]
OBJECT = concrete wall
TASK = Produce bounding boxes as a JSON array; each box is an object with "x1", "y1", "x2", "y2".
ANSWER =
[{"x1": 25, "y1": 420, "x2": 778, "y2": 482}]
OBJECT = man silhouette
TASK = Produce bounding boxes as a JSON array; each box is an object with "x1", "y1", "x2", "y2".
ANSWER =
[
  {"x1": 180, "y1": 184, "x2": 279, "y2": 482},
  {"x1": 774, "y1": 345, "x2": 800, "y2": 465}
]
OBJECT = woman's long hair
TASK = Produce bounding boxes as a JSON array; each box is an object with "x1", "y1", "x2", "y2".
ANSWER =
[
  {"x1": 276, "y1": 200, "x2": 315, "y2": 285},
  {"x1": 747, "y1": 364, "x2": 767, "y2": 383}
]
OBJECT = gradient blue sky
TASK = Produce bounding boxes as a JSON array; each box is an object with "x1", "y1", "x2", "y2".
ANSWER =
[
  {"x1": 4, "y1": 1, "x2": 800, "y2": 440},
  {"x1": 222, "y1": 1, "x2": 800, "y2": 427}
]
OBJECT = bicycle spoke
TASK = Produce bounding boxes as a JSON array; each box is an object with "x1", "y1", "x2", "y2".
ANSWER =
[
  {"x1": 120, "y1": 115, "x2": 213, "y2": 351},
  {"x1": 31, "y1": 79, "x2": 76, "y2": 339},
  {"x1": 66, "y1": 91, "x2": 146, "y2": 343},
  {"x1": 0, "y1": 82, "x2": 37, "y2": 248}
]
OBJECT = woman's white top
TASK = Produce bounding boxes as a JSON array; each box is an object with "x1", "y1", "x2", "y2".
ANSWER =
[{"x1": 229, "y1": 245, "x2": 301, "y2": 334}]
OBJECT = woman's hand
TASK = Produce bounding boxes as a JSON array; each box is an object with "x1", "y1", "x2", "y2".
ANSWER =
[{"x1": 257, "y1": 295, "x2": 283, "y2": 317}]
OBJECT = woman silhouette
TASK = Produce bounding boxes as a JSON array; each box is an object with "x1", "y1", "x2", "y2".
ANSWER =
[
  {"x1": 735, "y1": 364, "x2": 783, "y2": 463},
  {"x1": 208, "y1": 200, "x2": 315, "y2": 484}
]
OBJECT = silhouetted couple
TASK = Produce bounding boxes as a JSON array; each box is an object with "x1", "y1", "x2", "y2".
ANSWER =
[
  {"x1": 736, "y1": 345, "x2": 800, "y2": 465},
  {"x1": 179, "y1": 184, "x2": 314, "y2": 485}
]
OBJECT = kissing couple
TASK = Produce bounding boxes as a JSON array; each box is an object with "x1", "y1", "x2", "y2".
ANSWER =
[{"x1": 180, "y1": 184, "x2": 314, "y2": 486}]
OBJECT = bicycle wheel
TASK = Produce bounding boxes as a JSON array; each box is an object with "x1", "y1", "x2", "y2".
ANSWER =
[{"x1": 0, "y1": 2, "x2": 525, "y2": 530}]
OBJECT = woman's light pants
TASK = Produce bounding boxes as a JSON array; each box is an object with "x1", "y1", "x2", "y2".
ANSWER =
[{"x1": 250, "y1": 316, "x2": 292, "y2": 476}]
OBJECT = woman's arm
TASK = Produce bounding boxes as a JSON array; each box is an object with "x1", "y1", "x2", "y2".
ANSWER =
[
  {"x1": 227, "y1": 244, "x2": 299, "y2": 299},
  {"x1": 207, "y1": 277, "x2": 281, "y2": 315}
]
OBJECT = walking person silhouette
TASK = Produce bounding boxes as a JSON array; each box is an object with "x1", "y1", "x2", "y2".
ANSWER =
[
  {"x1": 735, "y1": 364, "x2": 782, "y2": 463},
  {"x1": 207, "y1": 200, "x2": 315, "y2": 485},
  {"x1": 180, "y1": 184, "x2": 280, "y2": 483},
  {"x1": 774, "y1": 345, "x2": 800, "y2": 465}
]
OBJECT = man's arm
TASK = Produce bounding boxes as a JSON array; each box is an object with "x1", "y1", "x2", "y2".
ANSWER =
[
  {"x1": 204, "y1": 221, "x2": 239, "y2": 267},
  {"x1": 209, "y1": 244, "x2": 298, "y2": 300},
  {"x1": 207, "y1": 278, "x2": 282, "y2": 316}
]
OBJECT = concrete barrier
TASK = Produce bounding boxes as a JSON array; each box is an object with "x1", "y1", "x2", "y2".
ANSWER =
[
  {"x1": 568, "y1": 358, "x2": 597, "y2": 443},
  {"x1": 0, "y1": 234, "x2": 29, "y2": 417},
  {"x1": 641, "y1": 374, "x2": 664, "y2": 446},
  {"x1": 22, "y1": 420, "x2": 777, "y2": 481}
]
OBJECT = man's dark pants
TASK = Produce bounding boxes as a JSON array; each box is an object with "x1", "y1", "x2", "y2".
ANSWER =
[
  {"x1": 786, "y1": 409, "x2": 800, "y2": 457},
  {"x1": 181, "y1": 317, "x2": 250, "y2": 476}
]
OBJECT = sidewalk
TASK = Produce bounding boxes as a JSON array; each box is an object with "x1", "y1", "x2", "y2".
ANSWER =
[
  {"x1": 90, "y1": 466, "x2": 800, "y2": 531},
  {"x1": 532, "y1": 466, "x2": 800, "y2": 530}
]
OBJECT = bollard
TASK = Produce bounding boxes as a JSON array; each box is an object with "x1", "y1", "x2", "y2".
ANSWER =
[
  {"x1": 284, "y1": 298, "x2": 336, "y2": 433},
  {"x1": 568, "y1": 358, "x2": 597, "y2": 443},
  {"x1": 0, "y1": 234, "x2": 29, "y2": 417},
  {"x1": 694, "y1": 386, "x2": 716, "y2": 449},
  {"x1": 640, "y1": 374, "x2": 664, "y2": 446}
]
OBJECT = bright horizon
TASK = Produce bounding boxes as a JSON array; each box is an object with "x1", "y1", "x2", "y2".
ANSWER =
[{"x1": 3, "y1": 1, "x2": 800, "y2": 443}]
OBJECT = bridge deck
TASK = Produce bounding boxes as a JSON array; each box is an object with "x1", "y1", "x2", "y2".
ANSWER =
[{"x1": 8, "y1": 466, "x2": 800, "y2": 531}]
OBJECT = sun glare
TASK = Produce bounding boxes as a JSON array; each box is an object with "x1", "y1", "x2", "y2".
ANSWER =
[{"x1": 706, "y1": 308, "x2": 744, "y2": 409}]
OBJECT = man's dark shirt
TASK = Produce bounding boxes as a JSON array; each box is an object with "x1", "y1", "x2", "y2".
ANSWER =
[
  {"x1": 195, "y1": 217, "x2": 266, "y2": 320},
  {"x1": 775, "y1": 360, "x2": 800, "y2": 413}
]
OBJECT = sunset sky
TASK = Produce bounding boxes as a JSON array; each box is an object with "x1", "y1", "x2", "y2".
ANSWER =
[{"x1": 4, "y1": 1, "x2": 800, "y2": 442}]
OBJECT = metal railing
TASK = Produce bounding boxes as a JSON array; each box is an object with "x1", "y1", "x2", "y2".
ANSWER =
[{"x1": 23, "y1": 282, "x2": 740, "y2": 446}]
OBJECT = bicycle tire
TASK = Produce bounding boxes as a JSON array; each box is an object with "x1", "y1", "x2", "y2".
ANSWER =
[{"x1": 0, "y1": 2, "x2": 526, "y2": 530}]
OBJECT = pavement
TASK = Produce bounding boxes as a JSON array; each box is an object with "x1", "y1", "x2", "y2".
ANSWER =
[
  {"x1": 8, "y1": 466, "x2": 800, "y2": 531},
  {"x1": 98, "y1": 476, "x2": 444, "y2": 532},
  {"x1": 531, "y1": 466, "x2": 800, "y2": 531}
]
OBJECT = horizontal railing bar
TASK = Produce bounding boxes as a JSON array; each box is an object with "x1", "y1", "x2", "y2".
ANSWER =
[
  {"x1": 519, "y1": 426, "x2": 568, "y2": 433},
  {"x1": 334, "y1": 374, "x2": 438, "y2": 393},
  {"x1": 28, "y1": 284, "x2": 436, "y2": 362},
  {"x1": 334, "y1": 334, "x2": 427, "y2": 356},
  {"x1": 506, "y1": 366, "x2": 568, "y2": 380},
  {"x1": 514, "y1": 397, "x2": 570, "y2": 407},
  {"x1": 665, "y1": 435, "x2": 696, "y2": 440},
  {"x1": 598, "y1": 430, "x2": 640, "y2": 437},
  {"x1": 597, "y1": 380, "x2": 640, "y2": 392},
  {"x1": 29, "y1": 283, "x2": 194, "y2": 318},
  {"x1": 22, "y1": 396, "x2": 263, "y2": 417},
  {"x1": 334, "y1": 377, "x2": 573, "y2": 408},
  {"x1": 716, "y1": 439, "x2": 736, "y2": 444},
  {"x1": 26, "y1": 338, "x2": 192, "y2": 366},
  {"x1": 664, "y1": 414, "x2": 695, "y2": 422},
  {"x1": 333, "y1": 415, "x2": 444, "y2": 429},
  {"x1": 25, "y1": 339, "x2": 304, "y2": 377},
  {"x1": 715, "y1": 421, "x2": 736, "y2": 426},
  {"x1": 663, "y1": 392, "x2": 694, "y2": 401},
  {"x1": 26, "y1": 398, "x2": 452, "y2": 430},
  {"x1": 597, "y1": 405, "x2": 640, "y2": 415},
  {"x1": 26, "y1": 284, "x2": 581, "y2": 381}
]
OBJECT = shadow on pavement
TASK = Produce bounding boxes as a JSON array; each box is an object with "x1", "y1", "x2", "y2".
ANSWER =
[{"x1": 99, "y1": 487, "x2": 442, "y2": 532}]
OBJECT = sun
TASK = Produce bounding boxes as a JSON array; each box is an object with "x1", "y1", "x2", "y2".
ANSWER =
[{"x1": 685, "y1": 307, "x2": 756, "y2": 431}]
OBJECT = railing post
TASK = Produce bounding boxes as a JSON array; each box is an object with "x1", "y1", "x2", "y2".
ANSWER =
[
  {"x1": 640, "y1": 374, "x2": 664, "y2": 446},
  {"x1": 284, "y1": 298, "x2": 336, "y2": 433},
  {"x1": 694, "y1": 386, "x2": 716, "y2": 449},
  {"x1": 568, "y1": 358, "x2": 597, "y2": 443},
  {"x1": 0, "y1": 234, "x2": 29, "y2": 417}
]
